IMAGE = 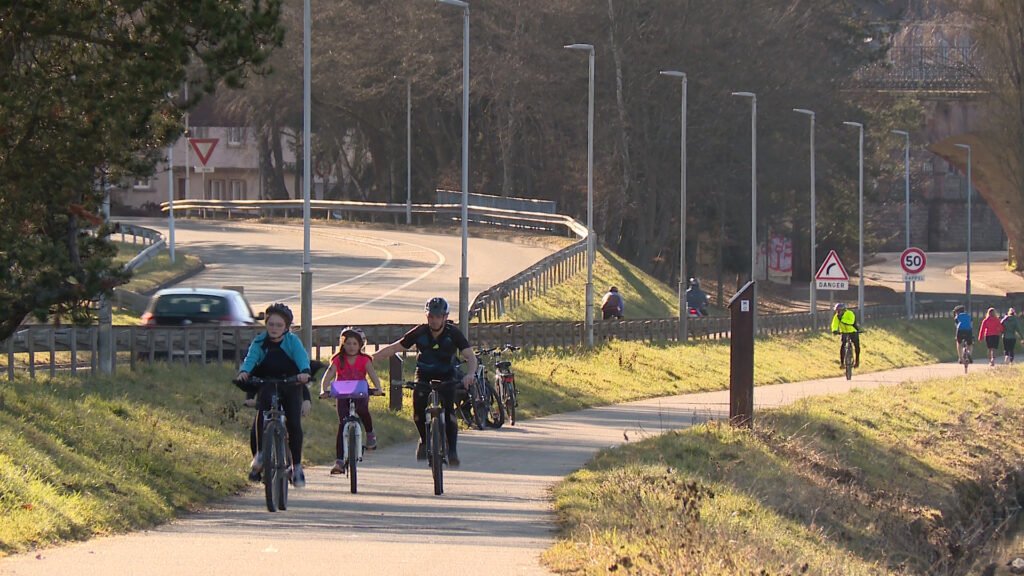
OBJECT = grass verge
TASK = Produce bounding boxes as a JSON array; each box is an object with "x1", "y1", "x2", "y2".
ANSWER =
[
  {"x1": 0, "y1": 317, "x2": 954, "y2": 556},
  {"x1": 544, "y1": 368, "x2": 1024, "y2": 575},
  {"x1": 498, "y1": 247, "x2": 684, "y2": 321}
]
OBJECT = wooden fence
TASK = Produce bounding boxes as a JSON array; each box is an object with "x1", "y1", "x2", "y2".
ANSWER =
[{"x1": 2, "y1": 299, "x2": 999, "y2": 381}]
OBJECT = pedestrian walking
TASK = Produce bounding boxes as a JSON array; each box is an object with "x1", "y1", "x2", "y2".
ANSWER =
[
  {"x1": 978, "y1": 307, "x2": 1005, "y2": 366},
  {"x1": 1001, "y1": 308, "x2": 1023, "y2": 364}
]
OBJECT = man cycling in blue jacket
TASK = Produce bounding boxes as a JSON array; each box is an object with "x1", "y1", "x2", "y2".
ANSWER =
[{"x1": 235, "y1": 303, "x2": 312, "y2": 487}]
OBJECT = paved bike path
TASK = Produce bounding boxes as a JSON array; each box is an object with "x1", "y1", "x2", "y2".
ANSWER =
[{"x1": 0, "y1": 362, "x2": 987, "y2": 576}]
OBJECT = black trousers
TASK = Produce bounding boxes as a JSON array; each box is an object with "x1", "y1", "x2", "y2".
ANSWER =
[
  {"x1": 251, "y1": 384, "x2": 305, "y2": 465},
  {"x1": 840, "y1": 333, "x2": 860, "y2": 364},
  {"x1": 413, "y1": 381, "x2": 459, "y2": 453}
]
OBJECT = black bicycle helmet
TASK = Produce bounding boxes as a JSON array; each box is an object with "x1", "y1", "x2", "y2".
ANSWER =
[
  {"x1": 340, "y1": 326, "x2": 366, "y2": 347},
  {"x1": 425, "y1": 297, "x2": 449, "y2": 315},
  {"x1": 834, "y1": 302, "x2": 846, "y2": 311},
  {"x1": 265, "y1": 303, "x2": 294, "y2": 326}
]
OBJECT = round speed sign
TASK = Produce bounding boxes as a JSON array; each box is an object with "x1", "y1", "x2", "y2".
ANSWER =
[{"x1": 900, "y1": 247, "x2": 927, "y2": 275}]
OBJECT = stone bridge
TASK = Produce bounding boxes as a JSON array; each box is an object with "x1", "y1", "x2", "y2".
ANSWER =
[{"x1": 854, "y1": 42, "x2": 1008, "y2": 253}]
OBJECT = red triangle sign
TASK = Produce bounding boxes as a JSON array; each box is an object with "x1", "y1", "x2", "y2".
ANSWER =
[
  {"x1": 189, "y1": 138, "x2": 219, "y2": 166},
  {"x1": 815, "y1": 250, "x2": 850, "y2": 281}
]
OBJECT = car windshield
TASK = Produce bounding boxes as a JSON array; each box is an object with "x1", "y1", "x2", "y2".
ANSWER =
[{"x1": 153, "y1": 295, "x2": 229, "y2": 318}]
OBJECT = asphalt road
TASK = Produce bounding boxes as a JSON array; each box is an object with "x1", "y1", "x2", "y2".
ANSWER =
[
  {"x1": 121, "y1": 218, "x2": 556, "y2": 325},
  {"x1": 0, "y1": 362, "x2": 993, "y2": 576},
  {"x1": 862, "y1": 250, "x2": 1009, "y2": 298}
]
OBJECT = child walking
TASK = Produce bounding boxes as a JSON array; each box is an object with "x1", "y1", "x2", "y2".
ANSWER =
[
  {"x1": 319, "y1": 327, "x2": 382, "y2": 475},
  {"x1": 978, "y1": 307, "x2": 1005, "y2": 366}
]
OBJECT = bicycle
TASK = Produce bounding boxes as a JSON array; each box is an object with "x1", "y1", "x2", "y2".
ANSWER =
[
  {"x1": 320, "y1": 379, "x2": 384, "y2": 494},
  {"x1": 838, "y1": 332, "x2": 859, "y2": 381},
  {"x1": 404, "y1": 379, "x2": 459, "y2": 495},
  {"x1": 958, "y1": 338, "x2": 973, "y2": 373},
  {"x1": 234, "y1": 374, "x2": 300, "y2": 512},
  {"x1": 455, "y1": 354, "x2": 504, "y2": 430},
  {"x1": 486, "y1": 345, "x2": 520, "y2": 426}
]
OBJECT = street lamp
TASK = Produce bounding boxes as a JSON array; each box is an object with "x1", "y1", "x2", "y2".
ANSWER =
[
  {"x1": 300, "y1": 0, "x2": 313, "y2": 350},
  {"x1": 438, "y1": 0, "x2": 471, "y2": 335},
  {"x1": 955, "y1": 143, "x2": 973, "y2": 314},
  {"x1": 565, "y1": 43, "x2": 596, "y2": 347},
  {"x1": 732, "y1": 91, "x2": 757, "y2": 333},
  {"x1": 406, "y1": 78, "x2": 412, "y2": 225},
  {"x1": 843, "y1": 121, "x2": 865, "y2": 316},
  {"x1": 892, "y1": 129, "x2": 911, "y2": 319},
  {"x1": 661, "y1": 70, "x2": 688, "y2": 341},
  {"x1": 794, "y1": 108, "x2": 815, "y2": 326}
]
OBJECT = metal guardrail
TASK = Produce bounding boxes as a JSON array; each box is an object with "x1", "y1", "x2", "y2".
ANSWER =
[
  {"x1": 4, "y1": 299, "x2": 1011, "y2": 381},
  {"x1": 113, "y1": 222, "x2": 166, "y2": 271}
]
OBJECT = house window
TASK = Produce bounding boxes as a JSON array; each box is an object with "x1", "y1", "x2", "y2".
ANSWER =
[
  {"x1": 229, "y1": 180, "x2": 246, "y2": 200},
  {"x1": 133, "y1": 178, "x2": 152, "y2": 189},
  {"x1": 228, "y1": 127, "x2": 245, "y2": 146},
  {"x1": 208, "y1": 179, "x2": 225, "y2": 200}
]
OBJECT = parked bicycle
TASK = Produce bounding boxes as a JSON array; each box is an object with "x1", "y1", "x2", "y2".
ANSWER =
[
  {"x1": 404, "y1": 379, "x2": 458, "y2": 495},
  {"x1": 455, "y1": 352, "x2": 504, "y2": 430},
  {"x1": 234, "y1": 374, "x2": 300, "y2": 512},
  {"x1": 320, "y1": 379, "x2": 384, "y2": 494},
  {"x1": 484, "y1": 345, "x2": 520, "y2": 426}
]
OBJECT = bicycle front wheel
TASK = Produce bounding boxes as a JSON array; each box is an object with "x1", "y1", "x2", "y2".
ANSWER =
[
  {"x1": 347, "y1": 424, "x2": 359, "y2": 494},
  {"x1": 429, "y1": 416, "x2": 444, "y2": 495},
  {"x1": 504, "y1": 377, "x2": 517, "y2": 426},
  {"x1": 275, "y1": 427, "x2": 289, "y2": 511},
  {"x1": 471, "y1": 384, "x2": 487, "y2": 431},
  {"x1": 844, "y1": 345, "x2": 853, "y2": 381}
]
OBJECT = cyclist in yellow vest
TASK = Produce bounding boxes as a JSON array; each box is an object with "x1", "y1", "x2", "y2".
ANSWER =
[{"x1": 831, "y1": 302, "x2": 860, "y2": 368}]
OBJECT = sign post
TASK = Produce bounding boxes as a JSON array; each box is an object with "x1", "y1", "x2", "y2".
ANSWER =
[{"x1": 900, "y1": 248, "x2": 926, "y2": 319}]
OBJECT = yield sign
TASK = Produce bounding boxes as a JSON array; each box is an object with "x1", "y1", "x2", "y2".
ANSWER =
[
  {"x1": 815, "y1": 250, "x2": 849, "y2": 281},
  {"x1": 188, "y1": 138, "x2": 219, "y2": 166}
]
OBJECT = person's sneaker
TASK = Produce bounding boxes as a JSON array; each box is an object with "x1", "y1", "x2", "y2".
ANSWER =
[
  {"x1": 292, "y1": 464, "x2": 305, "y2": 488},
  {"x1": 248, "y1": 454, "x2": 263, "y2": 482},
  {"x1": 366, "y1": 432, "x2": 378, "y2": 450},
  {"x1": 330, "y1": 460, "x2": 344, "y2": 475},
  {"x1": 990, "y1": 359, "x2": 996, "y2": 366},
  {"x1": 447, "y1": 450, "x2": 460, "y2": 467},
  {"x1": 415, "y1": 442, "x2": 426, "y2": 461}
]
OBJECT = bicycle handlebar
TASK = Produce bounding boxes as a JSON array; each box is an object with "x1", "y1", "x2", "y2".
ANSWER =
[
  {"x1": 318, "y1": 388, "x2": 386, "y2": 399},
  {"x1": 402, "y1": 379, "x2": 461, "y2": 391}
]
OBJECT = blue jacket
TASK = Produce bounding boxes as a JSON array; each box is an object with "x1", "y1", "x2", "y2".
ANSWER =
[
  {"x1": 955, "y1": 312, "x2": 973, "y2": 333},
  {"x1": 239, "y1": 331, "x2": 311, "y2": 374}
]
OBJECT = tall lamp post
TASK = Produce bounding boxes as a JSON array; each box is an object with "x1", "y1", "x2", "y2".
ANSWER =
[
  {"x1": 300, "y1": 0, "x2": 313, "y2": 350},
  {"x1": 661, "y1": 70, "x2": 687, "y2": 341},
  {"x1": 955, "y1": 143, "x2": 973, "y2": 314},
  {"x1": 731, "y1": 91, "x2": 757, "y2": 334},
  {"x1": 438, "y1": 0, "x2": 471, "y2": 335},
  {"x1": 565, "y1": 43, "x2": 596, "y2": 347},
  {"x1": 843, "y1": 121, "x2": 865, "y2": 316},
  {"x1": 893, "y1": 130, "x2": 912, "y2": 319},
  {"x1": 794, "y1": 108, "x2": 816, "y2": 326},
  {"x1": 406, "y1": 77, "x2": 413, "y2": 225}
]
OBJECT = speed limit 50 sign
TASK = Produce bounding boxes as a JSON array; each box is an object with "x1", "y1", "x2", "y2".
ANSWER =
[{"x1": 900, "y1": 247, "x2": 926, "y2": 281}]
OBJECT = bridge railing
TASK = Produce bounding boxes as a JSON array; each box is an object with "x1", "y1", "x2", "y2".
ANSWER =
[
  {"x1": 4, "y1": 299, "x2": 1007, "y2": 381},
  {"x1": 853, "y1": 43, "x2": 987, "y2": 92}
]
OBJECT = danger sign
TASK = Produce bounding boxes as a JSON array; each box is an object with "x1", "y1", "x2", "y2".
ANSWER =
[{"x1": 815, "y1": 250, "x2": 849, "y2": 291}]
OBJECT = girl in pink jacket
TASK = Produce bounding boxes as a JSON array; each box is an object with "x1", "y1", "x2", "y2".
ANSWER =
[{"x1": 978, "y1": 307, "x2": 1005, "y2": 366}]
